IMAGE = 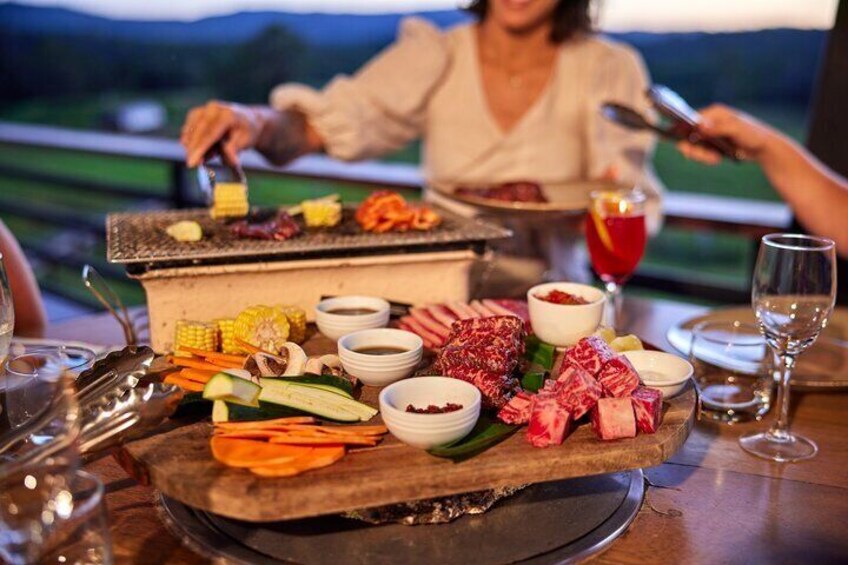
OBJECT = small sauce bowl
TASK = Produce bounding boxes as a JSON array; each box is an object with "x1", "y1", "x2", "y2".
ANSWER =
[
  {"x1": 315, "y1": 296, "x2": 391, "y2": 341},
  {"x1": 527, "y1": 282, "x2": 605, "y2": 347},
  {"x1": 379, "y1": 377, "x2": 481, "y2": 449},
  {"x1": 624, "y1": 350, "x2": 693, "y2": 399},
  {"x1": 338, "y1": 328, "x2": 423, "y2": 386}
]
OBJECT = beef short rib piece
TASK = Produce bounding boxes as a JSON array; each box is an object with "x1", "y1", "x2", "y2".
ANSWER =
[
  {"x1": 497, "y1": 390, "x2": 534, "y2": 425},
  {"x1": 597, "y1": 355, "x2": 640, "y2": 398},
  {"x1": 555, "y1": 364, "x2": 603, "y2": 419},
  {"x1": 526, "y1": 394, "x2": 572, "y2": 448},
  {"x1": 631, "y1": 386, "x2": 663, "y2": 434},
  {"x1": 564, "y1": 336, "x2": 616, "y2": 376},
  {"x1": 591, "y1": 397, "x2": 637, "y2": 440}
]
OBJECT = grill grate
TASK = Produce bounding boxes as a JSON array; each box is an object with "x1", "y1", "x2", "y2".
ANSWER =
[{"x1": 107, "y1": 207, "x2": 510, "y2": 267}]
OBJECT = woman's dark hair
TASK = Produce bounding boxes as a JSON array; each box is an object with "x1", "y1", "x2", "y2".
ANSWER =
[{"x1": 466, "y1": 0, "x2": 594, "y2": 43}]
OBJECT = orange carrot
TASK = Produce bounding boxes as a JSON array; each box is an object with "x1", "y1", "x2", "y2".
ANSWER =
[
  {"x1": 212, "y1": 417, "x2": 316, "y2": 429},
  {"x1": 167, "y1": 356, "x2": 223, "y2": 372},
  {"x1": 204, "y1": 358, "x2": 246, "y2": 370},
  {"x1": 265, "y1": 434, "x2": 378, "y2": 446},
  {"x1": 177, "y1": 368, "x2": 217, "y2": 384},
  {"x1": 210, "y1": 437, "x2": 312, "y2": 468},
  {"x1": 248, "y1": 446, "x2": 346, "y2": 478},
  {"x1": 235, "y1": 338, "x2": 263, "y2": 355},
  {"x1": 163, "y1": 374, "x2": 204, "y2": 392},
  {"x1": 177, "y1": 346, "x2": 247, "y2": 364}
]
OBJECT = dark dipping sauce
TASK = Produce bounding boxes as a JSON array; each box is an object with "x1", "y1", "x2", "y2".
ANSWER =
[
  {"x1": 353, "y1": 346, "x2": 409, "y2": 356},
  {"x1": 326, "y1": 307, "x2": 379, "y2": 316},
  {"x1": 406, "y1": 403, "x2": 464, "y2": 414}
]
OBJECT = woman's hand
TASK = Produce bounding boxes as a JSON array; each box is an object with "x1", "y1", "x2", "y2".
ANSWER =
[
  {"x1": 676, "y1": 104, "x2": 780, "y2": 165},
  {"x1": 180, "y1": 101, "x2": 264, "y2": 168}
]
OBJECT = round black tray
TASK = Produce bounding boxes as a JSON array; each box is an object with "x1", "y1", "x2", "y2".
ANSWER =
[{"x1": 160, "y1": 470, "x2": 644, "y2": 564}]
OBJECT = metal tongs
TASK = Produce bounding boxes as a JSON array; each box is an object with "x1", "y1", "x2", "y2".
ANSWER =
[{"x1": 601, "y1": 84, "x2": 743, "y2": 161}]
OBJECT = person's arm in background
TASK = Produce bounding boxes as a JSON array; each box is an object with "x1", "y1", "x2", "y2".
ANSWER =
[
  {"x1": 678, "y1": 104, "x2": 848, "y2": 256},
  {"x1": 0, "y1": 220, "x2": 47, "y2": 337}
]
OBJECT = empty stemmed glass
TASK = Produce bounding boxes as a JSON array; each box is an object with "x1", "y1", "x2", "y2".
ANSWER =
[
  {"x1": 585, "y1": 187, "x2": 647, "y2": 329},
  {"x1": 739, "y1": 234, "x2": 837, "y2": 462},
  {"x1": 0, "y1": 252, "x2": 13, "y2": 367}
]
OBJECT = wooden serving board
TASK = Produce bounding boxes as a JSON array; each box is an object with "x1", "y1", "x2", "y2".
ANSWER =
[{"x1": 119, "y1": 333, "x2": 697, "y2": 523}]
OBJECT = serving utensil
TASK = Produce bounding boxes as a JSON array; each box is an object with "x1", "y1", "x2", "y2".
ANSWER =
[{"x1": 81, "y1": 264, "x2": 139, "y2": 345}]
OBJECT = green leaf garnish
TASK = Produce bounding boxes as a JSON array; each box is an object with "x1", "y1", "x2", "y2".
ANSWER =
[
  {"x1": 524, "y1": 335, "x2": 555, "y2": 371},
  {"x1": 427, "y1": 415, "x2": 518, "y2": 461},
  {"x1": 521, "y1": 371, "x2": 545, "y2": 393}
]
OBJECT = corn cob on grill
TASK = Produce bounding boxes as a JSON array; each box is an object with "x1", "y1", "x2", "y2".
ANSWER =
[
  {"x1": 301, "y1": 198, "x2": 342, "y2": 228},
  {"x1": 210, "y1": 182, "x2": 249, "y2": 219},
  {"x1": 233, "y1": 305, "x2": 290, "y2": 353},
  {"x1": 174, "y1": 320, "x2": 219, "y2": 355}
]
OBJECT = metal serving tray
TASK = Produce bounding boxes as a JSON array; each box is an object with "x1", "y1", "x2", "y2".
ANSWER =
[{"x1": 107, "y1": 207, "x2": 510, "y2": 270}]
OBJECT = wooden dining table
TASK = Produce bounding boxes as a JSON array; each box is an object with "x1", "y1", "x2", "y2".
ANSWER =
[{"x1": 47, "y1": 296, "x2": 848, "y2": 564}]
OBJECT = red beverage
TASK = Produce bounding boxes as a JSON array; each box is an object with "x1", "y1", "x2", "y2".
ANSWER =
[{"x1": 585, "y1": 213, "x2": 646, "y2": 284}]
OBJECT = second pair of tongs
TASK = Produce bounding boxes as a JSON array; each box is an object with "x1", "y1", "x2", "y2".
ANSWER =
[
  {"x1": 601, "y1": 84, "x2": 743, "y2": 161},
  {"x1": 82, "y1": 264, "x2": 138, "y2": 346}
]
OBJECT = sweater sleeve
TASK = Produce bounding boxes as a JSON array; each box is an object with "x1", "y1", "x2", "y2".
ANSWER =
[
  {"x1": 270, "y1": 17, "x2": 449, "y2": 161},
  {"x1": 586, "y1": 40, "x2": 665, "y2": 232}
]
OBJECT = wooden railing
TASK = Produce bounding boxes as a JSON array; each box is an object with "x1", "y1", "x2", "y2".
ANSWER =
[{"x1": 0, "y1": 121, "x2": 793, "y2": 305}]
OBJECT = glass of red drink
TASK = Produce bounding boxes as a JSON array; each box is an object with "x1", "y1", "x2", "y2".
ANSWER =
[{"x1": 585, "y1": 187, "x2": 647, "y2": 329}]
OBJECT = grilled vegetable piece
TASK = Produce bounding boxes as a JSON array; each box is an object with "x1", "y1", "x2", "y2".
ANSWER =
[
  {"x1": 165, "y1": 220, "x2": 203, "y2": 242},
  {"x1": 210, "y1": 181, "x2": 249, "y2": 219},
  {"x1": 234, "y1": 305, "x2": 291, "y2": 354},
  {"x1": 259, "y1": 379, "x2": 377, "y2": 422},
  {"x1": 174, "y1": 320, "x2": 218, "y2": 356},
  {"x1": 212, "y1": 400, "x2": 307, "y2": 423},
  {"x1": 300, "y1": 197, "x2": 342, "y2": 228},
  {"x1": 279, "y1": 305, "x2": 307, "y2": 344}
]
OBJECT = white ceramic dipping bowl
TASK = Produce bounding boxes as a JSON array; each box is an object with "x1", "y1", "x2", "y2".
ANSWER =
[
  {"x1": 379, "y1": 377, "x2": 481, "y2": 449},
  {"x1": 624, "y1": 350, "x2": 694, "y2": 399},
  {"x1": 315, "y1": 296, "x2": 391, "y2": 341},
  {"x1": 527, "y1": 282, "x2": 605, "y2": 347},
  {"x1": 338, "y1": 328, "x2": 423, "y2": 387}
]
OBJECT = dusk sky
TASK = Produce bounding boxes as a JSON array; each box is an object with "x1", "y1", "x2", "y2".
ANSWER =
[{"x1": 5, "y1": 0, "x2": 839, "y2": 31}]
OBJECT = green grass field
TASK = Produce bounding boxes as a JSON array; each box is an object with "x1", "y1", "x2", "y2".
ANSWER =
[{"x1": 0, "y1": 100, "x2": 809, "y2": 308}]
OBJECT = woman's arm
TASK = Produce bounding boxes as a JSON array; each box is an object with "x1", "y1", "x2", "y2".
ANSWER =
[
  {"x1": 0, "y1": 220, "x2": 47, "y2": 338},
  {"x1": 678, "y1": 105, "x2": 848, "y2": 255},
  {"x1": 180, "y1": 102, "x2": 323, "y2": 168}
]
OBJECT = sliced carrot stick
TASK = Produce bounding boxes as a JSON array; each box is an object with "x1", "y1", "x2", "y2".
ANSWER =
[
  {"x1": 265, "y1": 434, "x2": 378, "y2": 446},
  {"x1": 234, "y1": 338, "x2": 264, "y2": 355},
  {"x1": 212, "y1": 416, "x2": 316, "y2": 429},
  {"x1": 167, "y1": 356, "x2": 224, "y2": 372},
  {"x1": 204, "y1": 358, "x2": 246, "y2": 370},
  {"x1": 163, "y1": 374, "x2": 205, "y2": 392},
  {"x1": 178, "y1": 368, "x2": 217, "y2": 384},
  {"x1": 210, "y1": 437, "x2": 312, "y2": 468},
  {"x1": 249, "y1": 447, "x2": 346, "y2": 478},
  {"x1": 285, "y1": 424, "x2": 388, "y2": 436},
  {"x1": 177, "y1": 346, "x2": 247, "y2": 364}
]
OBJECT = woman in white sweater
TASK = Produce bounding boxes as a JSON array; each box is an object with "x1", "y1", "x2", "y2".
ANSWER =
[{"x1": 181, "y1": 0, "x2": 660, "y2": 285}]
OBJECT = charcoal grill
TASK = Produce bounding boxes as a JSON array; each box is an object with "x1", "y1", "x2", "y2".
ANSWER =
[{"x1": 107, "y1": 207, "x2": 510, "y2": 351}]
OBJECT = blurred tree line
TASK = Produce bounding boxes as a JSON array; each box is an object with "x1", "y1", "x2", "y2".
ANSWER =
[{"x1": 0, "y1": 23, "x2": 825, "y2": 121}]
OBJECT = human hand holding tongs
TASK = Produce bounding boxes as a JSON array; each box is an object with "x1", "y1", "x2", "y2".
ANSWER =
[{"x1": 602, "y1": 85, "x2": 744, "y2": 161}]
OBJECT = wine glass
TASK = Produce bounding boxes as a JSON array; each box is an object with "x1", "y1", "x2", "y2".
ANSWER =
[
  {"x1": 739, "y1": 234, "x2": 837, "y2": 462},
  {"x1": 585, "y1": 187, "x2": 647, "y2": 329},
  {"x1": 0, "y1": 252, "x2": 13, "y2": 368}
]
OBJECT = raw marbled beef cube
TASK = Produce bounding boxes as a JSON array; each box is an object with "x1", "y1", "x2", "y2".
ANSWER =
[
  {"x1": 526, "y1": 394, "x2": 572, "y2": 448},
  {"x1": 555, "y1": 364, "x2": 603, "y2": 419},
  {"x1": 497, "y1": 390, "x2": 534, "y2": 425},
  {"x1": 597, "y1": 355, "x2": 640, "y2": 398},
  {"x1": 631, "y1": 386, "x2": 663, "y2": 434},
  {"x1": 591, "y1": 397, "x2": 636, "y2": 440},
  {"x1": 564, "y1": 336, "x2": 616, "y2": 376}
]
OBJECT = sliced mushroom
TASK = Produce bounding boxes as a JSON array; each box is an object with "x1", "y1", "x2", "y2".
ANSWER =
[
  {"x1": 304, "y1": 354, "x2": 343, "y2": 376},
  {"x1": 253, "y1": 350, "x2": 289, "y2": 377},
  {"x1": 280, "y1": 343, "x2": 307, "y2": 376},
  {"x1": 223, "y1": 368, "x2": 260, "y2": 385}
]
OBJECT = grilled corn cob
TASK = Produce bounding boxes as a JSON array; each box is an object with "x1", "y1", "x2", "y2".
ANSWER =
[
  {"x1": 301, "y1": 198, "x2": 342, "y2": 228},
  {"x1": 279, "y1": 305, "x2": 307, "y2": 344},
  {"x1": 174, "y1": 320, "x2": 218, "y2": 355},
  {"x1": 233, "y1": 305, "x2": 290, "y2": 353},
  {"x1": 210, "y1": 182, "x2": 249, "y2": 219},
  {"x1": 214, "y1": 318, "x2": 240, "y2": 354}
]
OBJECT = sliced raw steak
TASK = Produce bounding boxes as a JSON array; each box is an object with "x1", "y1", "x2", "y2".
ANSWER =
[
  {"x1": 555, "y1": 364, "x2": 603, "y2": 419},
  {"x1": 631, "y1": 386, "x2": 663, "y2": 434},
  {"x1": 526, "y1": 395, "x2": 572, "y2": 448},
  {"x1": 497, "y1": 390, "x2": 534, "y2": 425},
  {"x1": 597, "y1": 355, "x2": 640, "y2": 398},
  {"x1": 564, "y1": 336, "x2": 616, "y2": 376},
  {"x1": 591, "y1": 397, "x2": 637, "y2": 440}
]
